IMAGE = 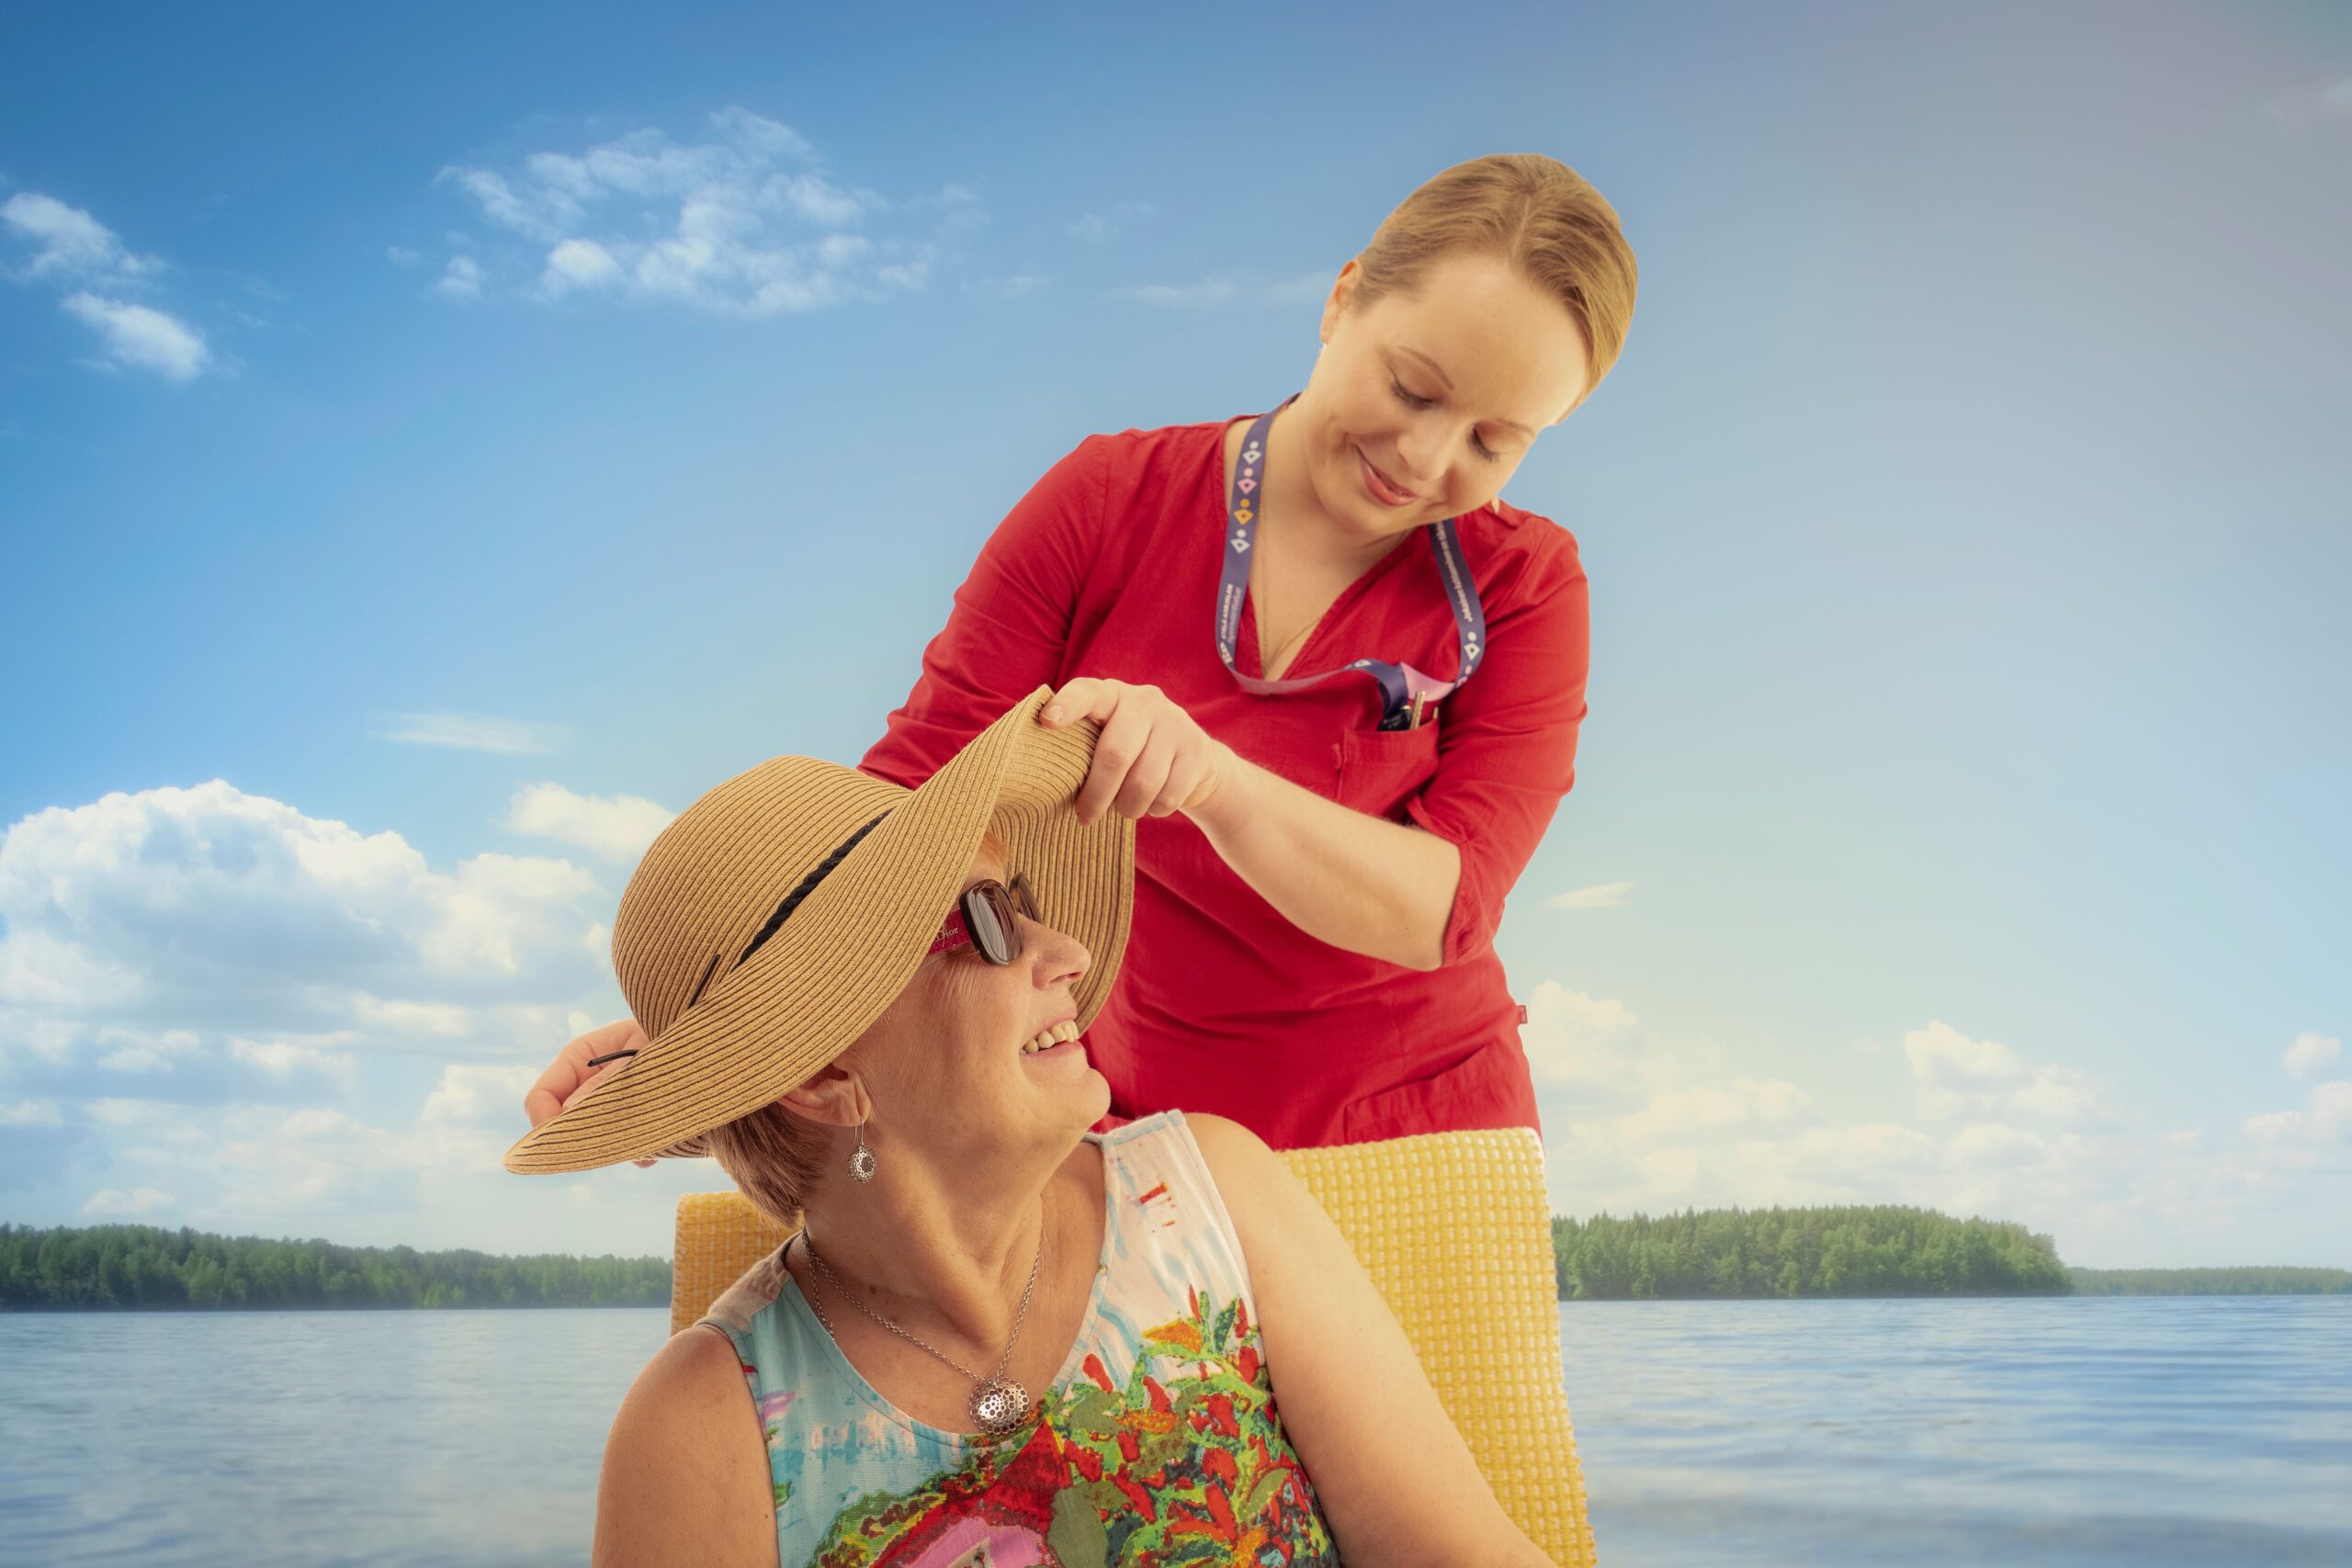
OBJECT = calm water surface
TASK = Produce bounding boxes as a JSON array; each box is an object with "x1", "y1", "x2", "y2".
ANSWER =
[
  {"x1": 0, "y1": 1297, "x2": 2345, "y2": 1565},
  {"x1": 1561, "y1": 1295, "x2": 2352, "y2": 1567}
]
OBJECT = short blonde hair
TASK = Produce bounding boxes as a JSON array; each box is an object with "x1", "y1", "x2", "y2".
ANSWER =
[{"x1": 1348, "y1": 153, "x2": 1639, "y2": 417}]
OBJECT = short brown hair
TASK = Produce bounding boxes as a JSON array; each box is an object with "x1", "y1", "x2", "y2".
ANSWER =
[
  {"x1": 1347, "y1": 153, "x2": 1639, "y2": 417},
  {"x1": 703, "y1": 1100, "x2": 827, "y2": 1225}
]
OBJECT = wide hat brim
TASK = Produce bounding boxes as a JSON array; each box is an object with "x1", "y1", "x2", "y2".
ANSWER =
[{"x1": 503, "y1": 685, "x2": 1135, "y2": 1175}]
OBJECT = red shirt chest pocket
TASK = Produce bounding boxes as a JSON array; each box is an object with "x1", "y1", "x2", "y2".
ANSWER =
[{"x1": 1335, "y1": 721, "x2": 1442, "y2": 821}]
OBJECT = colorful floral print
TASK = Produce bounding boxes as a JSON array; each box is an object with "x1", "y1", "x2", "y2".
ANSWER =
[{"x1": 698, "y1": 1111, "x2": 1340, "y2": 1568}]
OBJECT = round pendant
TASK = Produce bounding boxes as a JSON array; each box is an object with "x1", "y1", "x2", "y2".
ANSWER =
[
  {"x1": 848, "y1": 1146, "x2": 876, "y2": 1182},
  {"x1": 968, "y1": 1376, "x2": 1032, "y2": 1435}
]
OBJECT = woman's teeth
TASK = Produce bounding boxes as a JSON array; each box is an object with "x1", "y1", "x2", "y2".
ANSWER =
[{"x1": 1021, "y1": 1021, "x2": 1081, "y2": 1055}]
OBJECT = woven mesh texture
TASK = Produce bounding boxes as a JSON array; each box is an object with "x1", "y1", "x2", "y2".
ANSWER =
[{"x1": 668, "y1": 1125, "x2": 1595, "y2": 1564}]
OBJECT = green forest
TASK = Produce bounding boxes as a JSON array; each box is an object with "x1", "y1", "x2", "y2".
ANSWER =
[
  {"x1": 0, "y1": 1223, "x2": 669, "y2": 1310},
  {"x1": 6, "y1": 1212, "x2": 2343, "y2": 1309},
  {"x1": 2070, "y1": 1266, "x2": 2351, "y2": 1296},
  {"x1": 1553, "y1": 1205, "x2": 2074, "y2": 1299}
]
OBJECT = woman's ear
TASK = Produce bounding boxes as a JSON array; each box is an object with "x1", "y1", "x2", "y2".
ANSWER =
[{"x1": 777, "y1": 1061, "x2": 864, "y2": 1128}]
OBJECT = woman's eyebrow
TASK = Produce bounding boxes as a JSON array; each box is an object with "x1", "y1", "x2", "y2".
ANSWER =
[{"x1": 1396, "y1": 344, "x2": 1536, "y2": 437}]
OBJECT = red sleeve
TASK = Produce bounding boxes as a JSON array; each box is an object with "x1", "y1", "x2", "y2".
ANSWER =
[
  {"x1": 1403, "y1": 528, "x2": 1590, "y2": 966},
  {"x1": 859, "y1": 434, "x2": 1112, "y2": 788}
]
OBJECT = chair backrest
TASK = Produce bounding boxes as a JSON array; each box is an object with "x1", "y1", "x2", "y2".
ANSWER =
[{"x1": 671, "y1": 1124, "x2": 1596, "y2": 1565}]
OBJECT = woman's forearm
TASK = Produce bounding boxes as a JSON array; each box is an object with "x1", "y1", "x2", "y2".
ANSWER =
[{"x1": 1186, "y1": 750, "x2": 1460, "y2": 970}]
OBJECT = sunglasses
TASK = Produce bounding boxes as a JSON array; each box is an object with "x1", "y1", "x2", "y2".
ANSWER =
[{"x1": 925, "y1": 874, "x2": 1040, "y2": 965}]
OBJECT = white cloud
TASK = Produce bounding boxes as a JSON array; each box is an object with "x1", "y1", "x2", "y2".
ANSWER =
[
  {"x1": 537, "y1": 237, "x2": 621, "y2": 295},
  {"x1": 74, "y1": 1061, "x2": 571, "y2": 1225},
  {"x1": 78, "y1": 1184, "x2": 173, "y2": 1222},
  {"x1": 420, "y1": 1063, "x2": 539, "y2": 1131},
  {"x1": 1615, "y1": 1078, "x2": 1811, "y2": 1144},
  {"x1": 1, "y1": 192, "x2": 164, "y2": 283},
  {"x1": 1521, "y1": 980, "x2": 2337, "y2": 1262},
  {"x1": 2245, "y1": 1080, "x2": 2352, "y2": 1145},
  {"x1": 1, "y1": 1100, "x2": 64, "y2": 1126},
  {"x1": 80, "y1": 1186, "x2": 175, "y2": 1217},
  {"x1": 1948, "y1": 1122, "x2": 2049, "y2": 1168},
  {"x1": 0, "y1": 927, "x2": 143, "y2": 1010},
  {"x1": 432, "y1": 107, "x2": 972, "y2": 318},
  {"x1": 504, "y1": 783, "x2": 673, "y2": 863},
  {"x1": 1519, "y1": 981, "x2": 1666, "y2": 1111},
  {"x1": 1546, "y1": 880, "x2": 1632, "y2": 910},
  {"x1": 386, "y1": 245, "x2": 424, "y2": 267},
  {"x1": 0, "y1": 780, "x2": 608, "y2": 1050},
  {"x1": 228, "y1": 1036, "x2": 358, "y2": 1091},
  {"x1": 1903, "y1": 1020, "x2": 2109, "y2": 1123},
  {"x1": 434, "y1": 255, "x2": 484, "y2": 300},
  {"x1": 2285, "y1": 1031, "x2": 2342, "y2": 1080},
  {"x1": 60, "y1": 292, "x2": 209, "y2": 380},
  {"x1": 93, "y1": 1026, "x2": 203, "y2": 1074},
  {"x1": 370, "y1": 710, "x2": 567, "y2": 754},
  {"x1": 2, "y1": 192, "x2": 214, "y2": 380},
  {"x1": 349, "y1": 996, "x2": 470, "y2": 1037}
]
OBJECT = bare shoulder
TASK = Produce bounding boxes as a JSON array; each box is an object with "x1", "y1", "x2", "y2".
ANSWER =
[
  {"x1": 629, "y1": 1318, "x2": 753, "y2": 1414},
  {"x1": 1180, "y1": 1112, "x2": 1320, "y2": 1255},
  {"x1": 593, "y1": 1324, "x2": 776, "y2": 1568},
  {"x1": 1181, "y1": 1112, "x2": 1279, "y2": 1202}
]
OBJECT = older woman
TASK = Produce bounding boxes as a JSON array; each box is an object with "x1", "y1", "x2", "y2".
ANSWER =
[{"x1": 506, "y1": 689, "x2": 1560, "y2": 1568}]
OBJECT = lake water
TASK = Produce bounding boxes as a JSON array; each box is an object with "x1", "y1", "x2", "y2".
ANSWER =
[{"x1": 0, "y1": 1297, "x2": 2345, "y2": 1565}]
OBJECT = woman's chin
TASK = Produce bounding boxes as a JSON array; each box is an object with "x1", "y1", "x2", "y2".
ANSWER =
[{"x1": 1010, "y1": 1043, "x2": 1111, "y2": 1129}]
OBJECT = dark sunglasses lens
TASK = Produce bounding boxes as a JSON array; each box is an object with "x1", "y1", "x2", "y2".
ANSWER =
[{"x1": 963, "y1": 883, "x2": 1019, "y2": 964}]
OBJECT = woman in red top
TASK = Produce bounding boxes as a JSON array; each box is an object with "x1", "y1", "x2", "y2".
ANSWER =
[{"x1": 526, "y1": 152, "x2": 1638, "y2": 1152}]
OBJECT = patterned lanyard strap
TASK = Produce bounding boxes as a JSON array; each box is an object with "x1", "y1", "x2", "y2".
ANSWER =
[{"x1": 1215, "y1": 392, "x2": 1487, "y2": 730}]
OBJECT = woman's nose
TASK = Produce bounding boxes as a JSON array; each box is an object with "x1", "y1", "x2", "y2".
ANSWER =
[{"x1": 1026, "y1": 916, "x2": 1091, "y2": 990}]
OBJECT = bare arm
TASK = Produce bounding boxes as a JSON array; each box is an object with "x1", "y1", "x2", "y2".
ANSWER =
[
  {"x1": 1039, "y1": 678, "x2": 1458, "y2": 971},
  {"x1": 1186, "y1": 749, "x2": 1458, "y2": 971},
  {"x1": 1186, "y1": 1113, "x2": 1560, "y2": 1567},
  {"x1": 592, "y1": 1325, "x2": 777, "y2": 1568}
]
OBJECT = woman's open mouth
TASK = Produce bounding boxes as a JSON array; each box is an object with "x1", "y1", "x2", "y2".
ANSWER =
[{"x1": 1020, "y1": 1020, "x2": 1083, "y2": 1060}]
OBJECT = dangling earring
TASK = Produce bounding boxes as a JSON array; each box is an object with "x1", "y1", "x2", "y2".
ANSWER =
[{"x1": 848, "y1": 1115, "x2": 877, "y2": 1182}]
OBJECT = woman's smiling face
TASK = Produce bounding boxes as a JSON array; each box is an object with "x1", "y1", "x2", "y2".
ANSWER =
[
  {"x1": 833, "y1": 831, "x2": 1109, "y2": 1150},
  {"x1": 1295, "y1": 250, "x2": 1593, "y2": 544}
]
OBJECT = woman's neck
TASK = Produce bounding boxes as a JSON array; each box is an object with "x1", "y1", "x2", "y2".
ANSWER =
[{"x1": 794, "y1": 1140, "x2": 1080, "y2": 1353}]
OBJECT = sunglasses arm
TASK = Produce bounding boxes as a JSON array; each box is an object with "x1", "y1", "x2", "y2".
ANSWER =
[{"x1": 926, "y1": 905, "x2": 975, "y2": 957}]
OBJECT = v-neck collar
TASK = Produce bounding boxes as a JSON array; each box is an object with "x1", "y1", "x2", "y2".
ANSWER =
[{"x1": 1215, "y1": 417, "x2": 1424, "y2": 683}]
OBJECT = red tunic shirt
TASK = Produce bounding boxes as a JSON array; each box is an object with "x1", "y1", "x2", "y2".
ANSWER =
[{"x1": 860, "y1": 414, "x2": 1591, "y2": 1149}]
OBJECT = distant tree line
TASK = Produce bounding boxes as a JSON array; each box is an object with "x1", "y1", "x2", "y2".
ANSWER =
[
  {"x1": 1552, "y1": 1205, "x2": 2074, "y2": 1299},
  {"x1": 9, "y1": 1215, "x2": 2343, "y2": 1311},
  {"x1": 2070, "y1": 1266, "x2": 2350, "y2": 1296},
  {"x1": 0, "y1": 1224, "x2": 670, "y2": 1310}
]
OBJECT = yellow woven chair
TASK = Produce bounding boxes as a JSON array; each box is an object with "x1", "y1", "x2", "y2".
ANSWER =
[{"x1": 672, "y1": 1124, "x2": 1596, "y2": 1565}]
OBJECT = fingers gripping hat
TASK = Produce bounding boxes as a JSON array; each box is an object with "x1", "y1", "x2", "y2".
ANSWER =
[{"x1": 503, "y1": 686, "x2": 1136, "y2": 1175}]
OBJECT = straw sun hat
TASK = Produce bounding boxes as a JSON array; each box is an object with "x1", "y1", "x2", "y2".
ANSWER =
[{"x1": 503, "y1": 685, "x2": 1136, "y2": 1176}]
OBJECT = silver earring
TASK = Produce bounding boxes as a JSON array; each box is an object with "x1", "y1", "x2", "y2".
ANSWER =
[{"x1": 848, "y1": 1116, "x2": 876, "y2": 1183}]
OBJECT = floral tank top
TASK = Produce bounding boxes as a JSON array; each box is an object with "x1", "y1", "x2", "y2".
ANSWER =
[{"x1": 695, "y1": 1108, "x2": 1340, "y2": 1568}]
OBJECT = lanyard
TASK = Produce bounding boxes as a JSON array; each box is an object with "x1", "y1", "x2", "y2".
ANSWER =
[{"x1": 1215, "y1": 393, "x2": 1487, "y2": 730}]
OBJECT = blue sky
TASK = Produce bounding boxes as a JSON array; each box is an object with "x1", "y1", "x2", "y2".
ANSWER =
[{"x1": 2, "y1": 0, "x2": 2345, "y2": 1269}]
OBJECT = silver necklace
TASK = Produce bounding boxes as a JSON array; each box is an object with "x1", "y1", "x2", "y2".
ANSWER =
[{"x1": 795, "y1": 1225, "x2": 1043, "y2": 1436}]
